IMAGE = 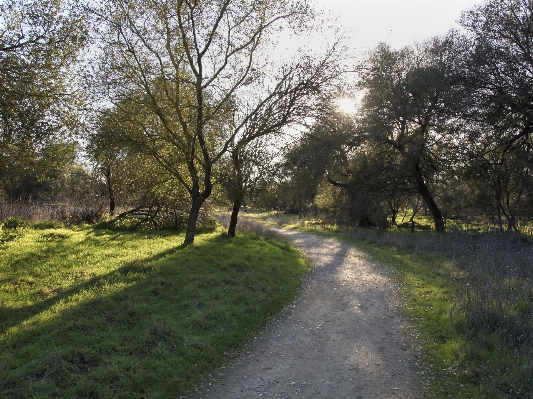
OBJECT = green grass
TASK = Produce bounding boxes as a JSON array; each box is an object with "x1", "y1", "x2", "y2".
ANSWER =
[
  {"x1": 0, "y1": 224, "x2": 310, "y2": 398},
  {"x1": 360, "y1": 239, "x2": 533, "y2": 399}
]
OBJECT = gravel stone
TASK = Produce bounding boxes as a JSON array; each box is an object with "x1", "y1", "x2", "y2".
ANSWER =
[{"x1": 191, "y1": 227, "x2": 425, "y2": 398}]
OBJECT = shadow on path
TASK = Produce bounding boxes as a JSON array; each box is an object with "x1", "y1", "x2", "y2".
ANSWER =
[{"x1": 192, "y1": 227, "x2": 424, "y2": 399}]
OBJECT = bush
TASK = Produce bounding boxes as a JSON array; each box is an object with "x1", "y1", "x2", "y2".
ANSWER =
[
  {"x1": 2, "y1": 217, "x2": 28, "y2": 230},
  {"x1": 197, "y1": 216, "x2": 219, "y2": 233},
  {"x1": 97, "y1": 206, "x2": 217, "y2": 233},
  {"x1": 0, "y1": 217, "x2": 28, "y2": 245}
]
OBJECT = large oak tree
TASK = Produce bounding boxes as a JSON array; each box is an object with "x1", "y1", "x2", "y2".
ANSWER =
[
  {"x1": 458, "y1": 0, "x2": 533, "y2": 231},
  {"x1": 355, "y1": 37, "x2": 463, "y2": 233}
]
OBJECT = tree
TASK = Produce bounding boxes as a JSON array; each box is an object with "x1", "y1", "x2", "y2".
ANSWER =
[
  {"x1": 355, "y1": 38, "x2": 462, "y2": 233},
  {"x1": 220, "y1": 139, "x2": 273, "y2": 237},
  {"x1": 87, "y1": 103, "x2": 194, "y2": 226},
  {"x1": 1, "y1": 138, "x2": 78, "y2": 201},
  {"x1": 282, "y1": 101, "x2": 352, "y2": 219},
  {"x1": 0, "y1": 0, "x2": 87, "y2": 200},
  {"x1": 459, "y1": 0, "x2": 533, "y2": 152},
  {"x1": 222, "y1": 58, "x2": 342, "y2": 236},
  {"x1": 457, "y1": 0, "x2": 533, "y2": 231},
  {"x1": 94, "y1": 0, "x2": 342, "y2": 244},
  {"x1": 86, "y1": 108, "x2": 128, "y2": 216}
]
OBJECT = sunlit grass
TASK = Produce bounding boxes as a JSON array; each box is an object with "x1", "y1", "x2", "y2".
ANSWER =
[{"x1": 0, "y1": 224, "x2": 310, "y2": 398}]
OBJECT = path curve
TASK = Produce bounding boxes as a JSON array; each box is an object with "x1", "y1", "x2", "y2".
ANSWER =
[{"x1": 191, "y1": 227, "x2": 424, "y2": 398}]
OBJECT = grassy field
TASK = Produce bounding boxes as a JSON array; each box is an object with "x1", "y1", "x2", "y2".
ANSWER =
[
  {"x1": 0, "y1": 220, "x2": 310, "y2": 398},
  {"x1": 245, "y1": 211, "x2": 533, "y2": 399}
]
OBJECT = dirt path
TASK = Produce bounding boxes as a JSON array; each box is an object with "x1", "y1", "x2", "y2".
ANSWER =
[{"x1": 191, "y1": 227, "x2": 425, "y2": 398}]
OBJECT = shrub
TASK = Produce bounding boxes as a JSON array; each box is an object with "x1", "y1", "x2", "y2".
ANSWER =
[
  {"x1": 0, "y1": 217, "x2": 28, "y2": 245},
  {"x1": 2, "y1": 217, "x2": 28, "y2": 230},
  {"x1": 197, "y1": 216, "x2": 219, "y2": 233}
]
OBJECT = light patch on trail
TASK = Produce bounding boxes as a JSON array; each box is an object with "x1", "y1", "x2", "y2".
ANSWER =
[{"x1": 191, "y1": 227, "x2": 426, "y2": 398}]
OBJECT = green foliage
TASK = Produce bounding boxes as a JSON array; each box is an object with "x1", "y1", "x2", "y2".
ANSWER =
[
  {"x1": 0, "y1": 225, "x2": 309, "y2": 398},
  {"x1": 0, "y1": 217, "x2": 28, "y2": 246},
  {"x1": 2, "y1": 217, "x2": 28, "y2": 230},
  {"x1": 196, "y1": 216, "x2": 219, "y2": 233},
  {"x1": 0, "y1": 0, "x2": 88, "y2": 201}
]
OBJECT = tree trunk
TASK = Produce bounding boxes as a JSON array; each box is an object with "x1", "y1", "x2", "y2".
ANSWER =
[
  {"x1": 109, "y1": 195, "x2": 116, "y2": 217},
  {"x1": 227, "y1": 152, "x2": 245, "y2": 238},
  {"x1": 227, "y1": 176, "x2": 245, "y2": 237},
  {"x1": 414, "y1": 162, "x2": 445, "y2": 234},
  {"x1": 184, "y1": 195, "x2": 205, "y2": 245},
  {"x1": 227, "y1": 196, "x2": 243, "y2": 238},
  {"x1": 104, "y1": 166, "x2": 116, "y2": 216}
]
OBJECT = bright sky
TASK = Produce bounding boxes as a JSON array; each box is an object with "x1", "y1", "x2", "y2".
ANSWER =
[{"x1": 315, "y1": 0, "x2": 485, "y2": 51}]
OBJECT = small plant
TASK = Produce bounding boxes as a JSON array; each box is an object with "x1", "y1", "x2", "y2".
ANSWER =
[
  {"x1": 0, "y1": 217, "x2": 28, "y2": 246},
  {"x1": 197, "y1": 216, "x2": 219, "y2": 233},
  {"x1": 1, "y1": 217, "x2": 28, "y2": 230}
]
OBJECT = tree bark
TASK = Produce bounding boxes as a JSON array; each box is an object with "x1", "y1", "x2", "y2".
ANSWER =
[
  {"x1": 227, "y1": 151, "x2": 245, "y2": 238},
  {"x1": 104, "y1": 166, "x2": 116, "y2": 216},
  {"x1": 109, "y1": 195, "x2": 116, "y2": 217},
  {"x1": 227, "y1": 170, "x2": 244, "y2": 238},
  {"x1": 184, "y1": 195, "x2": 206, "y2": 245},
  {"x1": 414, "y1": 162, "x2": 445, "y2": 234},
  {"x1": 227, "y1": 197, "x2": 243, "y2": 238}
]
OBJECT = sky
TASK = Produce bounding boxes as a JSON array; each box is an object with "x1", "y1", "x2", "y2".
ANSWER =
[{"x1": 314, "y1": 0, "x2": 486, "y2": 51}]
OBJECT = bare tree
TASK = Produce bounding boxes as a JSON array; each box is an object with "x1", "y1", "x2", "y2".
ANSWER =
[{"x1": 93, "y1": 0, "x2": 343, "y2": 244}]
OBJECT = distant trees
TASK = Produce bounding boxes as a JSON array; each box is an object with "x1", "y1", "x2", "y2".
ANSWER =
[
  {"x1": 0, "y1": 0, "x2": 87, "y2": 201},
  {"x1": 281, "y1": 1, "x2": 533, "y2": 233},
  {"x1": 3, "y1": 0, "x2": 533, "y2": 237},
  {"x1": 281, "y1": 38, "x2": 462, "y2": 231},
  {"x1": 86, "y1": 108, "x2": 128, "y2": 217},
  {"x1": 282, "y1": 99, "x2": 354, "y2": 218}
]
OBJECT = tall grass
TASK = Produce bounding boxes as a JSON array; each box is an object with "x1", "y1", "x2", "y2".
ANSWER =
[{"x1": 0, "y1": 202, "x2": 101, "y2": 224}]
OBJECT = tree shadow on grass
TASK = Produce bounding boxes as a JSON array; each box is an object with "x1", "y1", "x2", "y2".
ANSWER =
[
  {"x1": 0, "y1": 229, "x2": 181, "y2": 336},
  {"x1": 0, "y1": 248, "x2": 178, "y2": 336},
  {"x1": 1, "y1": 232, "x2": 300, "y2": 399}
]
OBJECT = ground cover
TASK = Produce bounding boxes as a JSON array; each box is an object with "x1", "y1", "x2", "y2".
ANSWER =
[
  {"x1": 0, "y1": 221, "x2": 310, "y2": 398},
  {"x1": 245, "y1": 211, "x2": 533, "y2": 398}
]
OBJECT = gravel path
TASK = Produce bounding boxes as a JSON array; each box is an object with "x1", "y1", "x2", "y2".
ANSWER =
[{"x1": 191, "y1": 227, "x2": 425, "y2": 398}]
